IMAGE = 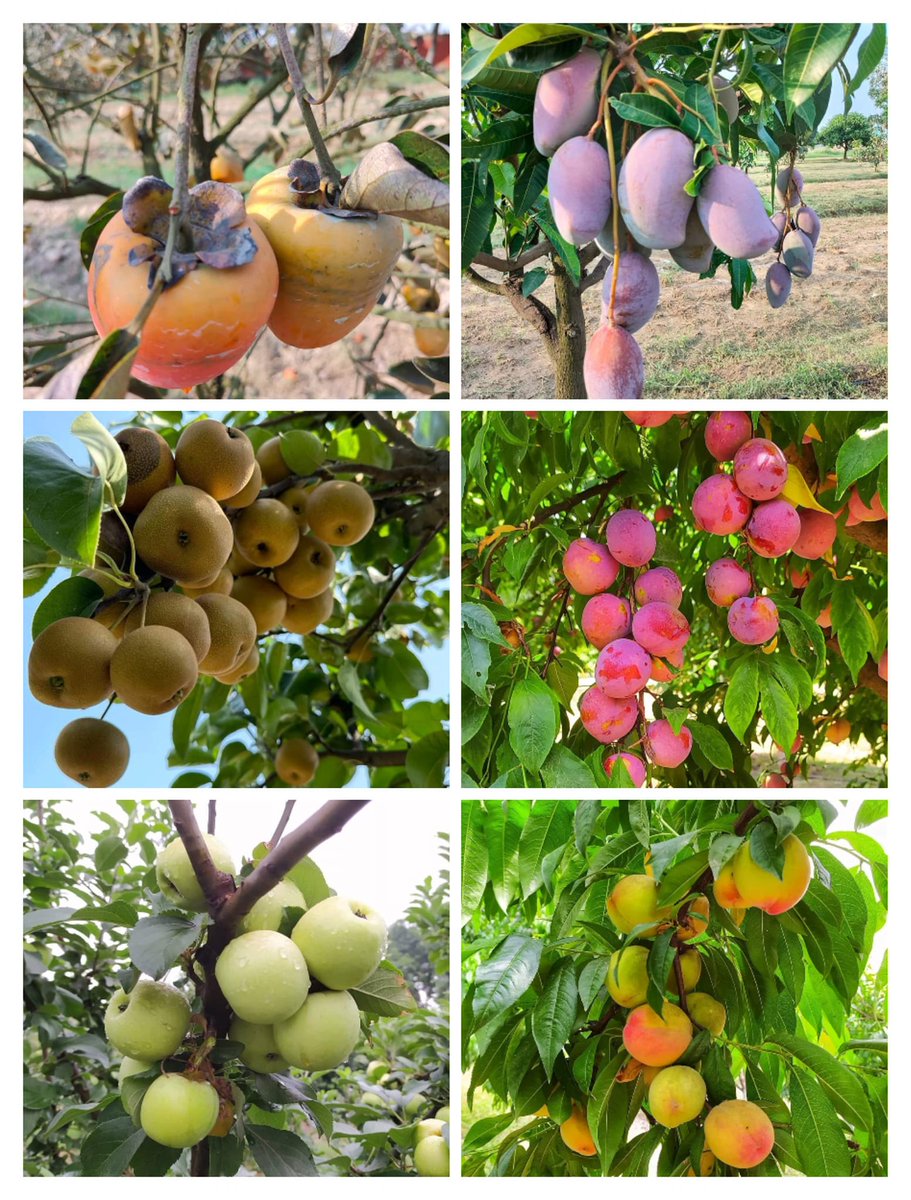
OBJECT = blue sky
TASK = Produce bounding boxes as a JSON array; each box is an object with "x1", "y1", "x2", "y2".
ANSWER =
[{"x1": 24, "y1": 411, "x2": 449, "y2": 789}]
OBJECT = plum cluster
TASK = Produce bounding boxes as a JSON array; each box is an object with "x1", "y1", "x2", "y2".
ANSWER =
[
  {"x1": 533, "y1": 50, "x2": 787, "y2": 399},
  {"x1": 563, "y1": 508, "x2": 693, "y2": 786},
  {"x1": 765, "y1": 166, "x2": 822, "y2": 309},
  {"x1": 693, "y1": 414, "x2": 810, "y2": 647}
]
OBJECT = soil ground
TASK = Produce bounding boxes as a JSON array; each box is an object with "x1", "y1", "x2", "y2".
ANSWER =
[
  {"x1": 462, "y1": 150, "x2": 887, "y2": 400},
  {"x1": 24, "y1": 66, "x2": 449, "y2": 400}
]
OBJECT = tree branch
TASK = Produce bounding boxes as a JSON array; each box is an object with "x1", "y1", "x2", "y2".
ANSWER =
[
  {"x1": 465, "y1": 266, "x2": 507, "y2": 297},
  {"x1": 324, "y1": 748, "x2": 408, "y2": 766},
  {"x1": 168, "y1": 800, "x2": 236, "y2": 914},
  {"x1": 472, "y1": 244, "x2": 550, "y2": 273},
  {"x1": 843, "y1": 519, "x2": 887, "y2": 555},
  {"x1": 216, "y1": 798, "x2": 373, "y2": 932},
  {"x1": 346, "y1": 517, "x2": 446, "y2": 644}
]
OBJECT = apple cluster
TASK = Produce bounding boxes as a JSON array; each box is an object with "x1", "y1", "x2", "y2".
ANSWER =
[
  {"x1": 693, "y1": 413, "x2": 803, "y2": 647},
  {"x1": 104, "y1": 833, "x2": 391, "y2": 1153},
  {"x1": 563, "y1": 507, "x2": 693, "y2": 787}
]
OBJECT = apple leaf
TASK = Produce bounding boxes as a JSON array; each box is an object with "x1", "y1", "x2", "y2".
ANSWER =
[{"x1": 350, "y1": 963, "x2": 417, "y2": 1016}]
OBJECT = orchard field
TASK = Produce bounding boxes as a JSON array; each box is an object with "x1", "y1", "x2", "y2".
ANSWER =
[
  {"x1": 461, "y1": 410, "x2": 887, "y2": 789},
  {"x1": 463, "y1": 149, "x2": 886, "y2": 400},
  {"x1": 461, "y1": 798, "x2": 888, "y2": 1177}
]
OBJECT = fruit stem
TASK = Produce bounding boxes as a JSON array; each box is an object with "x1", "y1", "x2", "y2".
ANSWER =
[{"x1": 274, "y1": 24, "x2": 343, "y2": 194}]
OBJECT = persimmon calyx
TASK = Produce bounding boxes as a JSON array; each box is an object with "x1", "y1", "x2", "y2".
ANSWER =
[{"x1": 121, "y1": 175, "x2": 261, "y2": 287}]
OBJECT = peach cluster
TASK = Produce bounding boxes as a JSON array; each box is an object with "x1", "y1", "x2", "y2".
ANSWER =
[
  {"x1": 600, "y1": 862, "x2": 776, "y2": 1170},
  {"x1": 563, "y1": 507, "x2": 693, "y2": 786}
]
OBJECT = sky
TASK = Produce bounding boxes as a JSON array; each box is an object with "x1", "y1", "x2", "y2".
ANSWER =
[
  {"x1": 45, "y1": 795, "x2": 448, "y2": 925},
  {"x1": 23, "y1": 411, "x2": 449, "y2": 789}
]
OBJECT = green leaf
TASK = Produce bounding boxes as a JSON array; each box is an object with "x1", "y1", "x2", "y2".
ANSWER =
[
  {"x1": 531, "y1": 960, "x2": 578, "y2": 1078},
  {"x1": 768, "y1": 1032, "x2": 873, "y2": 1133},
  {"x1": 783, "y1": 24, "x2": 856, "y2": 118},
  {"x1": 463, "y1": 601, "x2": 511, "y2": 644},
  {"x1": 31, "y1": 576, "x2": 103, "y2": 639},
  {"x1": 835, "y1": 421, "x2": 887, "y2": 496},
  {"x1": 462, "y1": 801, "x2": 489, "y2": 920},
  {"x1": 689, "y1": 721, "x2": 733, "y2": 770},
  {"x1": 473, "y1": 933, "x2": 542, "y2": 1027},
  {"x1": 405, "y1": 730, "x2": 448, "y2": 787},
  {"x1": 724, "y1": 655, "x2": 759, "y2": 742},
  {"x1": 349, "y1": 963, "x2": 416, "y2": 1016},
  {"x1": 508, "y1": 675, "x2": 558, "y2": 772},
  {"x1": 518, "y1": 800, "x2": 572, "y2": 896},
  {"x1": 758, "y1": 666, "x2": 798, "y2": 756},
  {"x1": 72, "y1": 411, "x2": 128, "y2": 509},
  {"x1": 541, "y1": 744, "x2": 597, "y2": 788},
  {"x1": 788, "y1": 1066, "x2": 853, "y2": 1176},
  {"x1": 463, "y1": 633, "x2": 492, "y2": 698},
  {"x1": 24, "y1": 436, "x2": 103, "y2": 562}
]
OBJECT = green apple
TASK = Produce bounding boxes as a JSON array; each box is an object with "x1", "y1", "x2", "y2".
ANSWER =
[
  {"x1": 291, "y1": 896, "x2": 386, "y2": 990},
  {"x1": 365, "y1": 1058, "x2": 388, "y2": 1083},
  {"x1": 215, "y1": 930, "x2": 309, "y2": 1024},
  {"x1": 274, "y1": 989, "x2": 361, "y2": 1070},
  {"x1": 363, "y1": 1092, "x2": 387, "y2": 1108},
  {"x1": 239, "y1": 879, "x2": 306, "y2": 933},
  {"x1": 155, "y1": 833, "x2": 236, "y2": 911},
  {"x1": 416, "y1": 1118, "x2": 445, "y2": 1142},
  {"x1": 415, "y1": 1134, "x2": 449, "y2": 1176},
  {"x1": 140, "y1": 1073, "x2": 220, "y2": 1148},
  {"x1": 435, "y1": 1106, "x2": 451, "y2": 1124},
  {"x1": 228, "y1": 1016, "x2": 289, "y2": 1074},
  {"x1": 105, "y1": 978, "x2": 191, "y2": 1061},
  {"x1": 118, "y1": 1056, "x2": 155, "y2": 1123},
  {"x1": 404, "y1": 1093, "x2": 425, "y2": 1118}
]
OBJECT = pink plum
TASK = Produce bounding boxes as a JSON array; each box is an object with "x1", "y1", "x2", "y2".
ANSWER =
[
  {"x1": 705, "y1": 558, "x2": 751, "y2": 607},
  {"x1": 816, "y1": 602, "x2": 832, "y2": 629},
  {"x1": 595, "y1": 638, "x2": 653, "y2": 698},
  {"x1": 705, "y1": 412, "x2": 753, "y2": 462},
  {"x1": 692, "y1": 474, "x2": 752, "y2": 535},
  {"x1": 579, "y1": 687, "x2": 639, "y2": 743},
  {"x1": 878, "y1": 649, "x2": 888, "y2": 681},
  {"x1": 563, "y1": 537, "x2": 619, "y2": 594},
  {"x1": 847, "y1": 488, "x2": 887, "y2": 524},
  {"x1": 581, "y1": 593, "x2": 632, "y2": 649},
  {"x1": 728, "y1": 596, "x2": 779, "y2": 645},
  {"x1": 634, "y1": 566, "x2": 683, "y2": 608},
  {"x1": 654, "y1": 505, "x2": 674, "y2": 522},
  {"x1": 606, "y1": 509, "x2": 657, "y2": 567},
  {"x1": 733, "y1": 438, "x2": 788, "y2": 501},
  {"x1": 631, "y1": 602, "x2": 691, "y2": 657},
  {"x1": 792, "y1": 509, "x2": 837, "y2": 560},
  {"x1": 746, "y1": 498, "x2": 800, "y2": 558},
  {"x1": 604, "y1": 752, "x2": 647, "y2": 787},
  {"x1": 645, "y1": 719, "x2": 693, "y2": 768}
]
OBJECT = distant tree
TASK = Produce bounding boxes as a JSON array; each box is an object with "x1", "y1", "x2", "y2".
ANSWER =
[
  {"x1": 852, "y1": 135, "x2": 887, "y2": 172},
  {"x1": 868, "y1": 62, "x2": 888, "y2": 133},
  {"x1": 820, "y1": 112, "x2": 874, "y2": 158}
]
